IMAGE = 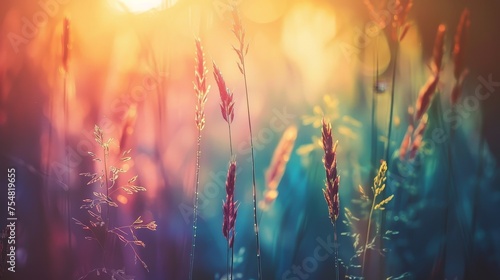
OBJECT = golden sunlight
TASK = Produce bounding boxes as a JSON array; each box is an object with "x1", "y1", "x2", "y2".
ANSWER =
[{"x1": 114, "y1": 0, "x2": 171, "y2": 13}]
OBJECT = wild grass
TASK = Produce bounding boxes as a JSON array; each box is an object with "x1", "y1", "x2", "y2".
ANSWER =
[
  {"x1": 189, "y1": 38, "x2": 210, "y2": 280},
  {"x1": 230, "y1": 8, "x2": 263, "y2": 280},
  {"x1": 343, "y1": 160, "x2": 396, "y2": 280},
  {"x1": 1, "y1": 1, "x2": 491, "y2": 279},
  {"x1": 365, "y1": 1, "x2": 413, "y2": 277},
  {"x1": 74, "y1": 125, "x2": 157, "y2": 279},
  {"x1": 260, "y1": 125, "x2": 298, "y2": 211},
  {"x1": 213, "y1": 61, "x2": 235, "y2": 155},
  {"x1": 222, "y1": 160, "x2": 238, "y2": 280},
  {"x1": 213, "y1": 58, "x2": 237, "y2": 280},
  {"x1": 321, "y1": 119, "x2": 340, "y2": 280}
]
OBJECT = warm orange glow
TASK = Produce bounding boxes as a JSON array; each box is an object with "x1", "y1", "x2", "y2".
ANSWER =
[
  {"x1": 117, "y1": 194, "x2": 128, "y2": 205},
  {"x1": 114, "y1": 0, "x2": 172, "y2": 13}
]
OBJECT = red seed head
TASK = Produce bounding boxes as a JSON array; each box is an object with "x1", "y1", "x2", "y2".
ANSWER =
[
  {"x1": 321, "y1": 119, "x2": 340, "y2": 222},
  {"x1": 222, "y1": 160, "x2": 237, "y2": 248},
  {"x1": 432, "y1": 24, "x2": 447, "y2": 75},
  {"x1": 453, "y1": 9, "x2": 471, "y2": 81},
  {"x1": 213, "y1": 62, "x2": 235, "y2": 124},
  {"x1": 399, "y1": 124, "x2": 414, "y2": 161},
  {"x1": 390, "y1": 0, "x2": 413, "y2": 41},
  {"x1": 194, "y1": 38, "x2": 209, "y2": 130},
  {"x1": 415, "y1": 74, "x2": 439, "y2": 120}
]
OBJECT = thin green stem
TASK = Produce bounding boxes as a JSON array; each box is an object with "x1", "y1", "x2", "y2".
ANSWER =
[
  {"x1": 333, "y1": 221, "x2": 339, "y2": 280},
  {"x1": 242, "y1": 54, "x2": 262, "y2": 280},
  {"x1": 189, "y1": 130, "x2": 202, "y2": 280},
  {"x1": 231, "y1": 244, "x2": 234, "y2": 280},
  {"x1": 228, "y1": 122, "x2": 233, "y2": 157},
  {"x1": 371, "y1": 35, "x2": 380, "y2": 184},
  {"x1": 379, "y1": 40, "x2": 400, "y2": 280},
  {"x1": 385, "y1": 42, "x2": 400, "y2": 166},
  {"x1": 227, "y1": 242, "x2": 230, "y2": 280},
  {"x1": 362, "y1": 191, "x2": 377, "y2": 277}
]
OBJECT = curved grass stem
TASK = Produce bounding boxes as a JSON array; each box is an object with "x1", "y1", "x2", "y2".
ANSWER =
[{"x1": 242, "y1": 63, "x2": 263, "y2": 280}]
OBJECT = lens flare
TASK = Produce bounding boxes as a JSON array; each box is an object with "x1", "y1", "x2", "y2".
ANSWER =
[{"x1": 114, "y1": 0, "x2": 175, "y2": 13}]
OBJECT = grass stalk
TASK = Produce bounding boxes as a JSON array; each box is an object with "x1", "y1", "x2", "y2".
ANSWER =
[
  {"x1": 189, "y1": 130, "x2": 202, "y2": 280},
  {"x1": 385, "y1": 42, "x2": 399, "y2": 166},
  {"x1": 361, "y1": 161, "x2": 389, "y2": 279},
  {"x1": 231, "y1": 242, "x2": 235, "y2": 280},
  {"x1": 190, "y1": 39, "x2": 209, "y2": 280},
  {"x1": 321, "y1": 119, "x2": 340, "y2": 280},
  {"x1": 361, "y1": 186, "x2": 377, "y2": 277},
  {"x1": 371, "y1": 34, "x2": 380, "y2": 186},
  {"x1": 230, "y1": 9, "x2": 262, "y2": 279},
  {"x1": 242, "y1": 59, "x2": 262, "y2": 280},
  {"x1": 214, "y1": 58, "x2": 237, "y2": 280},
  {"x1": 378, "y1": 39, "x2": 399, "y2": 280},
  {"x1": 333, "y1": 221, "x2": 339, "y2": 280}
]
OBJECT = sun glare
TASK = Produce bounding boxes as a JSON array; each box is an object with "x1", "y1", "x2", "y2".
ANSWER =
[{"x1": 115, "y1": 0, "x2": 169, "y2": 13}]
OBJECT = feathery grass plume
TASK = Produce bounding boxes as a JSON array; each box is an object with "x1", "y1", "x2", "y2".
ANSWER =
[
  {"x1": 214, "y1": 60, "x2": 238, "y2": 279},
  {"x1": 415, "y1": 74, "x2": 439, "y2": 120},
  {"x1": 451, "y1": 9, "x2": 471, "y2": 105},
  {"x1": 75, "y1": 125, "x2": 156, "y2": 278},
  {"x1": 321, "y1": 119, "x2": 340, "y2": 280},
  {"x1": 260, "y1": 125, "x2": 298, "y2": 210},
  {"x1": 399, "y1": 124, "x2": 414, "y2": 161},
  {"x1": 213, "y1": 62, "x2": 235, "y2": 125},
  {"x1": 409, "y1": 114, "x2": 428, "y2": 159},
  {"x1": 361, "y1": 161, "x2": 392, "y2": 277},
  {"x1": 363, "y1": 0, "x2": 385, "y2": 28},
  {"x1": 399, "y1": 114, "x2": 428, "y2": 161},
  {"x1": 223, "y1": 160, "x2": 238, "y2": 248},
  {"x1": 322, "y1": 119, "x2": 340, "y2": 223},
  {"x1": 222, "y1": 160, "x2": 238, "y2": 280},
  {"x1": 431, "y1": 24, "x2": 447, "y2": 75},
  {"x1": 230, "y1": 7, "x2": 262, "y2": 279},
  {"x1": 344, "y1": 160, "x2": 400, "y2": 279},
  {"x1": 391, "y1": 0, "x2": 413, "y2": 42},
  {"x1": 62, "y1": 17, "x2": 71, "y2": 74},
  {"x1": 213, "y1": 61, "x2": 235, "y2": 156},
  {"x1": 194, "y1": 38, "x2": 210, "y2": 131},
  {"x1": 415, "y1": 24, "x2": 446, "y2": 120},
  {"x1": 189, "y1": 38, "x2": 210, "y2": 280},
  {"x1": 453, "y1": 9, "x2": 471, "y2": 81}
]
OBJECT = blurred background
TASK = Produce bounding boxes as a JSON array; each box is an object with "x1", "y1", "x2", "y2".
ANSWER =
[{"x1": 0, "y1": 0, "x2": 499, "y2": 279}]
